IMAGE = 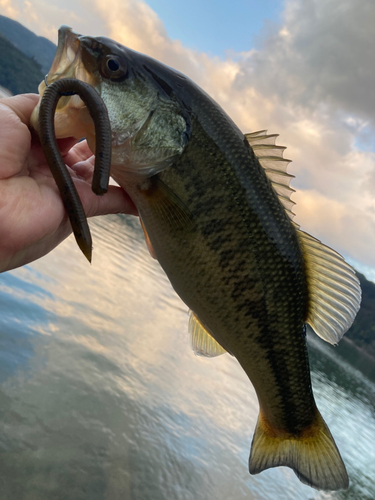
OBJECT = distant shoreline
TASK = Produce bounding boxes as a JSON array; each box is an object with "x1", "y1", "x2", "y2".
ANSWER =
[{"x1": 342, "y1": 335, "x2": 375, "y2": 363}]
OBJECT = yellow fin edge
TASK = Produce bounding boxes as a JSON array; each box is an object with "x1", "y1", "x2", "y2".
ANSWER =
[
  {"x1": 297, "y1": 230, "x2": 361, "y2": 344},
  {"x1": 189, "y1": 311, "x2": 227, "y2": 357},
  {"x1": 249, "y1": 410, "x2": 349, "y2": 491}
]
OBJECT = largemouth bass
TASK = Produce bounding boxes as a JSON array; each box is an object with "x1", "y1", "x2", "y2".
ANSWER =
[{"x1": 31, "y1": 27, "x2": 361, "y2": 491}]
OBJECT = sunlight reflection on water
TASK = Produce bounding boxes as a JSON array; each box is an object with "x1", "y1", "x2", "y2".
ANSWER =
[{"x1": 0, "y1": 214, "x2": 374, "y2": 500}]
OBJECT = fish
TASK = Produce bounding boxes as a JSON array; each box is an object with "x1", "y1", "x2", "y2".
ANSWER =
[{"x1": 30, "y1": 26, "x2": 361, "y2": 491}]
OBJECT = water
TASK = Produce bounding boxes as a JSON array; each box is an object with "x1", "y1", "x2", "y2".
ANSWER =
[{"x1": 0, "y1": 214, "x2": 374, "y2": 500}]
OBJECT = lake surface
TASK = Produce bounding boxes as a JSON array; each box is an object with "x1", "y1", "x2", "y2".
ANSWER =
[{"x1": 0, "y1": 214, "x2": 374, "y2": 500}]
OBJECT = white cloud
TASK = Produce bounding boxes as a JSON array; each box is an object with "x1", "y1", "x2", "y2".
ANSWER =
[
  {"x1": 92, "y1": 0, "x2": 242, "y2": 99},
  {"x1": 235, "y1": 0, "x2": 375, "y2": 126},
  {"x1": 0, "y1": 0, "x2": 18, "y2": 18},
  {"x1": 0, "y1": 0, "x2": 107, "y2": 42},
  {"x1": 294, "y1": 189, "x2": 375, "y2": 267}
]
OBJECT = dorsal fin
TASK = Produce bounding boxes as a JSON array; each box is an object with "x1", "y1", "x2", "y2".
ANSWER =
[
  {"x1": 246, "y1": 130, "x2": 361, "y2": 344},
  {"x1": 188, "y1": 311, "x2": 227, "y2": 357},
  {"x1": 245, "y1": 130, "x2": 295, "y2": 219},
  {"x1": 297, "y1": 229, "x2": 361, "y2": 344}
]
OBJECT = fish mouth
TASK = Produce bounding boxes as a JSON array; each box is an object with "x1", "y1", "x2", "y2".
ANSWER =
[
  {"x1": 30, "y1": 26, "x2": 99, "y2": 140},
  {"x1": 47, "y1": 26, "x2": 83, "y2": 84},
  {"x1": 44, "y1": 26, "x2": 98, "y2": 89}
]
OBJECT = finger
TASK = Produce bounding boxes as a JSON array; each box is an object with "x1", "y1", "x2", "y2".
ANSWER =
[
  {"x1": 2, "y1": 94, "x2": 77, "y2": 174},
  {"x1": 0, "y1": 93, "x2": 40, "y2": 125},
  {"x1": 75, "y1": 181, "x2": 138, "y2": 218},
  {"x1": 0, "y1": 94, "x2": 40, "y2": 178},
  {"x1": 63, "y1": 139, "x2": 93, "y2": 167},
  {"x1": 91, "y1": 185, "x2": 138, "y2": 217},
  {"x1": 71, "y1": 139, "x2": 92, "y2": 158},
  {"x1": 57, "y1": 137, "x2": 79, "y2": 156},
  {"x1": 27, "y1": 136, "x2": 80, "y2": 174},
  {"x1": 68, "y1": 157, "x2": 95, "y2": 183}
]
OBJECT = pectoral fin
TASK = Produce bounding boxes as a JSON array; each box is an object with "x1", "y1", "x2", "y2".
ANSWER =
[
  {"x1": 138, "y1": 176, "x2": 195, "y2": 232},
  {"x1": 140, "y1": 218, "x2": 157, "y2": 259}
]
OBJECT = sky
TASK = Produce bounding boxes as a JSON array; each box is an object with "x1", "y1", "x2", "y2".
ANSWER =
[{"x1": 1, "y1": 0, "x2": 375, "y2": 281}]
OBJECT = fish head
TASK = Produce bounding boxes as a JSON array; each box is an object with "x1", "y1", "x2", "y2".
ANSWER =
[{"x1": 31, "y1": 26, "x2": 191, "y2": 181}]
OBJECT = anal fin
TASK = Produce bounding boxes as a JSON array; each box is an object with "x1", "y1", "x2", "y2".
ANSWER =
[{"x1": 189, "y1": 311, "x2": 227, "y2": 357}]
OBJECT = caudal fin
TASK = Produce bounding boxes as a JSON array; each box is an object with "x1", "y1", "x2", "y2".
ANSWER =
[{"x1": 249, "y1": 410, "x2": 349, "y2": 491}]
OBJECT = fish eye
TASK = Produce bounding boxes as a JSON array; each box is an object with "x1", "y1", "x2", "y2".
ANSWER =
[
  {"x1": 107, "y1": 58, "x2": 120, "y2": 72},
  {"x1": 100, "y1": 55, "x2": 128, "y2": 81}
]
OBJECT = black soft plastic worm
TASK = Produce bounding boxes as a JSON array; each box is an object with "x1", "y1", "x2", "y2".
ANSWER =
[{"x1": 38, "y1": 78, "x2": 112, "y2": 262}]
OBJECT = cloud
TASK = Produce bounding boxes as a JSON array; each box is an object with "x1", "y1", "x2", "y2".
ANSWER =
[
  {"x1": 235, "y1": 0, "x2": 375, "y2": 124},
  {"x1": 0, "y1": 0, "x2": 107, "y2": 42},
  {"x1": 0, "y1": 0, "x2": 18, "y2": 18},
  {"x1": 294, "y1": 189, "x2": 375, "y2": 268},
  {"x1": 91, "y1": 0, "x2": 241, "y2": 98},
  {"x1": 210, "y1": 0, "x2": 375, "y2": 271}
]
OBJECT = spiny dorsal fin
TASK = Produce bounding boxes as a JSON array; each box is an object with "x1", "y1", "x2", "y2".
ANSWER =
[
  {"x1": 245, "y1": 130, "x2": 295, "y2": 220},
  {"x1": 297, "y1": 230, "x2": 361, "y2": 344},
  {"x1": 245, "y1": 130, "x2": 279, "y2": 146},
  {"x1": 189, "y1": 311, "x2": 227, "y2": 357}
]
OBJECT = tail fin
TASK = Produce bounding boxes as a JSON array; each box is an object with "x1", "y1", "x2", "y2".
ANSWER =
[{"x1": 249, "y1": 410, "x2": 349, "y2": 491}]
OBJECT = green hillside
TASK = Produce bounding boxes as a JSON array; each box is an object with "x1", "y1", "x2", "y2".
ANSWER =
[
  {"x1": 0, "y1": 14, "x2": 55, "y2": 74},
  {"x1": 0, "y1": 33, "x2": 44, "y2": 94},
  {"x1": 346, "y1": 272, "x2": 375, "y2": 357}
]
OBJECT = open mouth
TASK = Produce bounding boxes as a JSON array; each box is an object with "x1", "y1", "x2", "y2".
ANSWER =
[
  {"x1": 43, "y1": 26, "x2": 98, "y2": 91},
  {"x1": 47, "y1": 26, "x2": 82, "y2": 84},
  {"x1": 30, "y1": 26, "x2": 98, "y2": 138}
]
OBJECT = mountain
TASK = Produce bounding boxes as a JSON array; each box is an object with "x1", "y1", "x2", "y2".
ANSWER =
[
  {"x1": 346, "y1": 272, "x2": 375, "y2": 358},
  {"x1": 0, "y1": 33, "x2": 44, "y2": 94},
  {"x1": 0, "y1": 15, "x2": 55, "y2": 74}
]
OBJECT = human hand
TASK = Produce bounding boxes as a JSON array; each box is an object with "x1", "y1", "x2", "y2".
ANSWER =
[{"x1": 0, "y1": 93, "x2": 138, "y2": 272}]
